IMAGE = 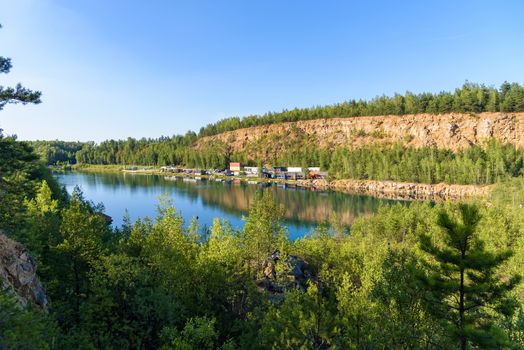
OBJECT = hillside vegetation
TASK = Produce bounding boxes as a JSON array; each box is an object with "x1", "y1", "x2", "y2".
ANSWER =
[
  {"x1": 34, "y1": 112, "x2": 524, "y2": 186},
  {"x1": 30, "y1": 82, "x2": 524, "y2": 186},
  {"x1": 198, "y1": 81, "x2": 524, "y2": 137}
]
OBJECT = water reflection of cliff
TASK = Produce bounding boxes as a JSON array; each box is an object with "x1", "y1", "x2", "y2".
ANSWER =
[
  {"x1": 193, "y1": 182, "x2": 398, "y2": 227},
  {"x1": 64, "y1": 173, "x2": 402, "y2": 228}
]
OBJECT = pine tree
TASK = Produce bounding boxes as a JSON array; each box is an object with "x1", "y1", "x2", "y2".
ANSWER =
[
  {"x1": 0, "y1": 24, "x2": 41, "y2": 110},
  {"x1": 417, "y1": 203, "x2": 521, "y2": 349}
]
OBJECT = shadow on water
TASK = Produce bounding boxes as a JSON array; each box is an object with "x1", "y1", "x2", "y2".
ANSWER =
[{"x1": 55, "y1": 172, "x2": 407, "y2": 239}]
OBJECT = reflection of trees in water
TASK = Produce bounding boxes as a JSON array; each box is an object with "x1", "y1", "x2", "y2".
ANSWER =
[
  {"x1": 64, "y1": 173, "x2": 403, "y2": 227},
  {"x1": 195, "y1": 182, "x2": 399, "y2": 227},
  {"x1": 64, "y1": 172, "x2": 203, "y2": 199}
]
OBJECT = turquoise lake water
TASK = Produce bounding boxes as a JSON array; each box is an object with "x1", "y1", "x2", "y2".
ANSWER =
[{"x1": 55, "y1": 172, "x2": 404, "y2": 239}]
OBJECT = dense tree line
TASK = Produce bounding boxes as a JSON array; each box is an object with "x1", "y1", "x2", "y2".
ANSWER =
[
  {"x1": 28, "y1": 81, "x2": 524, "y2": 185},
  {"x1": 328, "y1": 140, "x2": 524, "y2": 184},
  {"x1": 74, "y1": 132, "x2": 202, "y2": 166},
  {"x1": 63, "y1": 81, "x2": 524, "y2": 185},
  {"x1": 3, "y1": 136, "x2": 524, "y2": 348},
  {"x1": 72, "y1": 135, "x2": 524, "y2": 185},
  {"x1": 198, "y1": 81, "x2": 524, "y2": 137},
  {"x1": 32, "y1": 82, "x2": 524, "y2": 176},
  {"x1": 28, "y1": 140, "x2": 90, "y2": 165}
]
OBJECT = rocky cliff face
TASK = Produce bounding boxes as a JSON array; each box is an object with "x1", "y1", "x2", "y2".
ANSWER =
[
  {"x1": 197, "y1": 112, "x2": 524, "y2": 154},
  {"x1": 298, "y1": 179, "x2": 490, "y2": 201},
  {"x1": 336, "y1": 180, "x2": 489, "y2": 201},
  {"x1": 0, "y1": 232, "x2": 48, "y2": 309}
]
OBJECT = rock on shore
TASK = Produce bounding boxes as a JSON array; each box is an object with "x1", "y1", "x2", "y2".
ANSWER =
[{"x1": 299, "y1": 179, "x2": 489, "y2": 201}]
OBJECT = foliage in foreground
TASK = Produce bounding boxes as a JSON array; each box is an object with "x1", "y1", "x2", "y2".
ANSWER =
[
  {"x1": 3, "y1": 165, "x2": 524, "y2": 349},
  {"x1": 0, "y1": 290, "x2": 56, "y2": 350}
]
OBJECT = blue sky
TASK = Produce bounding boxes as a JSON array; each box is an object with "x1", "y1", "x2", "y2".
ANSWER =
[{"x1": 0, "y1": 0, "x2": 523, "y2": 142}]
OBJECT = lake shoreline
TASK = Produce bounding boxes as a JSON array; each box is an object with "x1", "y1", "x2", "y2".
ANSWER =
[
  {"x1": 55, "y1": 171, "x2": 405, "y2": 237},
  {"x1": 316, "y1": 179, "x2": 489, "y2": 201},
  {"x1": 64, "y1": 165, "x2": 490, "y2": 201}
]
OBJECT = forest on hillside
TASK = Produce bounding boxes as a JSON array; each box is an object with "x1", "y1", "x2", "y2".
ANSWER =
[
  {"x1": 32, "y1": 136, "x2": 524, "y2": 186},
  {"x1": 198, "y1": 81, "x2": 524, "y2": 137},
  {"x1": 27, "y1": 81, "x2": 524, "y2": 187}
]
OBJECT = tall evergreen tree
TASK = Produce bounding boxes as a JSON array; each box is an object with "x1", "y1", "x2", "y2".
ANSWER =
[{"x1": 417, "y1": 204, "x2": 521, "y2": 349}]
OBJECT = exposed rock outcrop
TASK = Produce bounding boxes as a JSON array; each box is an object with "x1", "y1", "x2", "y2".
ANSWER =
[
  {"x1": 0, "y1": 232, "x2": 48, "y2": 309},
  {"x1": 256, "y1": 250, "x2": 318, "y2": 297},
  {"x1": 197, "y1": 112, "x2": 524, "y2": 156},
  {"x1": 328, "y1": 179, "x2": 490, "y2": 201},
  {"x1": 297, "y1": 179, "x2": 489, "y2": 201}
]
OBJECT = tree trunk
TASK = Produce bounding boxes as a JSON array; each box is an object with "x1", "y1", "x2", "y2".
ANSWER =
[
  {"x1": 459, "y1": 251, "x2": 466, "y2": 350},
  {"x1": 73, "y1": 259, "x2": 81, "y2": 325}
]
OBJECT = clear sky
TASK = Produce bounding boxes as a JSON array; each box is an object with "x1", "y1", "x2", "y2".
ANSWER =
[{"x1": 0, "y1": 0, "x2": 523, "y2": 142}]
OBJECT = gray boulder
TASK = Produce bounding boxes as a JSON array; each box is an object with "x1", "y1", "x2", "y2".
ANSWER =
[{"x1": 257, "y1": 250, "x2": 318, "y2": 295}]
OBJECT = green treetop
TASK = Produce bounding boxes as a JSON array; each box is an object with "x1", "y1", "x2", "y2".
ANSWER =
[
  {"x1": 0, "y1": 24, "x2": 41, "y2": 111},
  {"x1": 417, "y1": 203, "x2": 521, "y2": 349}
]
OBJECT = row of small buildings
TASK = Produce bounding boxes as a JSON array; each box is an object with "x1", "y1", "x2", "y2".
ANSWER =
[{"x1": 160, "y1": 162, "x2": 328, "y2": 180}]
